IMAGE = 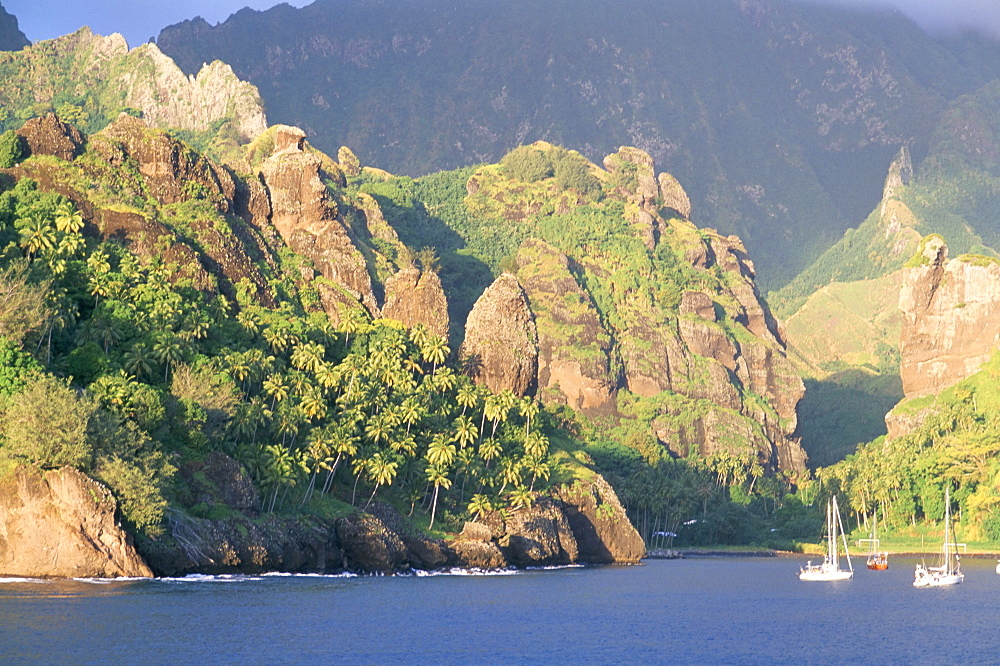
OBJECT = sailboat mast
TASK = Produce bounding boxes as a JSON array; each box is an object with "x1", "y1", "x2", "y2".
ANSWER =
[
  {"x1": 831, "y1": 496, "x2": 838, "y2": 568},
  {"x1": 944, "y1": 486, "x2": 951, "y2": 571}
]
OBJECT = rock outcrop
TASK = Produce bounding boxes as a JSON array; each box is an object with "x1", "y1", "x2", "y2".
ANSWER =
[
  {"x1": 260, "y1": 125, "x2": 378, "y2": 314},
  {"x1": 382, "y1": 266, "x2": 450, "y2": 340},
  {"x1": 16, "y1": 113, "x2": 84, "y2": 162},
  {"x1": 0, "y1": 466, "x2": 153, "y2": 578},
  {"x1": 0, "y1": 28, "x2": 266, "y2": 147},
  {"x1": 502, "y1": 496, "x2": 579, "y2": 566},
  {"x1": 898, "y1": 236, "x2": 1000, "y2": 399},
  {"x1": 555, "y1": 476, "x2": 645, "y2": 564},
  {"x1": 516, "y1": 239, "x2": 617, "y2": 414},
  {"x1": 461, "y1": 273, "x2": 539, "y2": 397}
]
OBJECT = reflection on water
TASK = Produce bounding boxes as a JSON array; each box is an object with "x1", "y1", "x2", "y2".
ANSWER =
[{"x1": 2, "y1": 558, "x2": 1000, "y2": 663}]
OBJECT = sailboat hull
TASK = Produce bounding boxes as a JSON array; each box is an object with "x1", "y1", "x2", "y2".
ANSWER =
[
  {"x1": 799, "y1": 568, "x2": 853, "y2": 581},
  {"x1": 913, "y1": 570, "x2": 963, "y2": 587}
]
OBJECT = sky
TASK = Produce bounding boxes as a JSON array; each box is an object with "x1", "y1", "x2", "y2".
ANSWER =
[
  {"x1": 3, "y1": 0, "x2": 1000, "y2": 49},
  {"x1": 2, "y1": 0, "x2": 311, "y2": 49}
]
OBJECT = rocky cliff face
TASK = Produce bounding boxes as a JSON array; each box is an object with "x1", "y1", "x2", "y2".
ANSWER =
[
  {"x1": 461, "y1": 273, "x2": 539, "y2": 397},
  {"x1": 516, "y1": 239, "x2": 617, "y2": 414},
  {"x1": 124, "y1": 42, "x2": 267, "y2": 141},
  {"x1": 0, "y1": 466, "x2": 153, "y2": 578},
  {"x1": 898, "y1": 236, "x2": 1000, "y2": 399},
  {"x1": 260, "y1": 125, "x2": 379, "y2": 315},
  {"x1": 460, "y1": 146, "x2": 806, "y2": 474}
]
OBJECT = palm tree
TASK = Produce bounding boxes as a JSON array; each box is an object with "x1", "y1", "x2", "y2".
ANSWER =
[
  {"x1": 453, "y1": 414, "x2": 478, "y2": 450},
  {"x1": 123, "y1": 342, "x2": 154, "y2": 380},
  {"x1": 363, "y1": 452, "x2": 399, "y2": 510},
  {"x1": 54, "y1": 203, "x2": 84, "y2": 233},
  {"x1": 421, "y1": 335, "x2": 448, "y2": 374},
  {"x1": 467, "y1": 493, "x2": 493, "y2": 521},
  {"x1": 299, "y1": 386, "x2": 327, "y2": 422},
  {"x1": 426, "y1": 463, "x2": 453, "y2": 531},
  {"x1": 508, "y1": 487, "x2": 534, "y2": 511},
  {"x1": 338, "y1": 308, "x2": 368, "y2": 348},
  {"x1": 519, "y1": 397, "x2": 540, "y2": 436},
  {"x1": 322, "y1": 426, "x2": 359, "y2": 495},
  {"x1": 399, "y1": 396, "x2": 424, "y2": 435},
  {"x1": 479, "y1": 437, "x2": 502, "y2": 469},
  {"x1": 433, "y1": 366, "x2": 458, "y2": 393},
  {"x1": 524, "y1": 431, "x2": 549, "y2": 459},
  {"x1": 497, "y1": 457, "x2": 522, "y2": 495},
  {"x1": 291, "y1": 341, "x2": 325, "y2": 374},
  {"x1": 19, "y1": 215, "x2": 56, "y2": 261},
  {"x1": 152, "y1": 333, "x2": 184, "y2": 381},
  {"x1": 525, "y1": 456, "x2": 550, "y2": 492},
  {"x1": 426, "y1": 433, "x2": 457, "y2": 468},
  {"x1": 456, "y1": 383, "x2": 478, "y2": 416},
  {"x1": 263, "y1": 374, "x2": 290, "y2": 408}
]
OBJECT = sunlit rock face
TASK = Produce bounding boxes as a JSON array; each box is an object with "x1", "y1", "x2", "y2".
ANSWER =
[{"x1": 899, "y1": 237, "x2": 1000, "y2": 399}]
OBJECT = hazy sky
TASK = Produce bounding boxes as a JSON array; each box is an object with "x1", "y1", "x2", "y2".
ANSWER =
[
  {"x1": 2, "y1": 0, "x2": 310, "y2": 49},
  {"x1": 3, "y1": 0, "x2": 1000, "y2": 50},
  {"x1": 804, "y1": 0, "x2": 1000, "y2": 36}
]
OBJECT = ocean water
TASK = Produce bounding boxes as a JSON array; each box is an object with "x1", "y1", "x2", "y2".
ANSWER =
[{"x1": 2, "y1": 557, "x2": 999, "y2": 664}]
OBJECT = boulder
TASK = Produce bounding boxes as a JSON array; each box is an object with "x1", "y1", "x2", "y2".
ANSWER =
[
  {"x1": 382, "y1": 266, "x2": 450, "y2": 340},
  {"x1": 461, "y1": 273, "x2": 539, "y2": 397},
  {"x1": 503, "y1": 496, "x2": 579, "y2": 566},
  {"x1": 0, "y1": 466, "x2": 153, "y2": 578},
  {"x1": 335, "y1": 511, "x2": 410, "y2": 573},
  {"x1": 449, "y1": 522, "x2": 508, "y2": 569}
]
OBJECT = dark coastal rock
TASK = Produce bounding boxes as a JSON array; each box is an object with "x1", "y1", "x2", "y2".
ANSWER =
[
  {"x1": 367, "y1": 502, "x2": 451, "y2": 571},
  {"x1": 0, "y1": 466, "x2": 153, "y2": 578},
  {"x1": 502, "y1": 496, "x2": 579, "y2": 567},
  {"x1": 556, "y1": 476, "x2": 645, "y2": 564},
  {"x1": 140, "y1": 511, "x2": 341, "y2": 577},
  {"x1": 335, "y1": 510, "x2": 411, "y2": 573},
  {"x1": 449, "y1": 522, "x2": 508, "y2": 569}
]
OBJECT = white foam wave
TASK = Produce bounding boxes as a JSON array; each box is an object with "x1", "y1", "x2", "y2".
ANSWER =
[
  {"x1": 412, "y1": 567, "x2": 520, "y2": 577},
  {"x1": 259, "y1": 571, "x2": 358, "y2": 579},
  {"x1": 158, "y1": 573, "x2": 263, "y2": 583},
  {"x1": 0, "y1": 577, "x2": 48, "y2": 584},
  {"x1": 71, "y1": 577, "x2": 150, "y2": 584}
]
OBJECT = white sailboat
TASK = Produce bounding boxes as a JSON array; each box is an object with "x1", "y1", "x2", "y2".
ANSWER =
[
  {"x1": 799, "y1": 495, "x2": 853, "y2": 581},
  {"x1": 913, "y1": 486, "x2": 963, "y2": 587}
]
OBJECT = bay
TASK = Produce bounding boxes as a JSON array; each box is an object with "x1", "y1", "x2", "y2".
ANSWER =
[{"x1": 2, "y1": 557, "x2": 1000, "y2": 664}]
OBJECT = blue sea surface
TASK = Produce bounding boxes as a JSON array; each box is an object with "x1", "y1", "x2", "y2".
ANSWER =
[{"x1": 2, "y1": 557, "x2": 999, "y2": 663}]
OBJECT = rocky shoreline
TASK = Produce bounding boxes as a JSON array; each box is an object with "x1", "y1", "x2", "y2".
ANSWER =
[{"x1": 0, "y1": 465, "x2": 645, "y2": 579}]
